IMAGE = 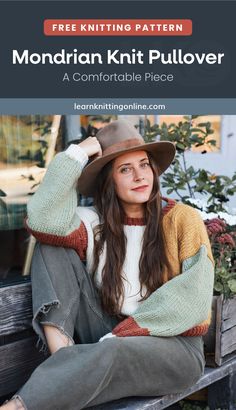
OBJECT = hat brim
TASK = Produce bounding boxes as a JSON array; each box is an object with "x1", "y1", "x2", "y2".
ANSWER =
[{"x1": 78, "y1": 141, "x2": 175, "y2": 197}]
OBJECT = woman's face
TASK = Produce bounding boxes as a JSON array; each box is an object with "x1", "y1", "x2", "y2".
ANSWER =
[{"x1": 112, "y1": 150, "x2": 154, "y2": 207}]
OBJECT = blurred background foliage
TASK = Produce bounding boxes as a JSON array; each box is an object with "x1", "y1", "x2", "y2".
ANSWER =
[
  {"x1": 0, "y1": 115, "x2": 53, "y2": 167},
  {"x1": 143, "y1": 115, "x2": 236, "y2": 213}
]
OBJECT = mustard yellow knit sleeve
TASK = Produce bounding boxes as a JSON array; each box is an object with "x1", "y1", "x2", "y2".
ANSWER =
[{"x1": 174, "y1": 203, "x2": 214, "y2": 264}]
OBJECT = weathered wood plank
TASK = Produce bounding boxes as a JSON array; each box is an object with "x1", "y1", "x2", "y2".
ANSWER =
[
  {"x1": 208, "y1": 372, "x2": 236, "y2": 410},
  {"x1": 210, "y1": 295, "x2": 236, "y2": 365},
  {"x1": 215, "y1": 294, "x2": 223, "y2": 366},
  {"x1": 218, "y1": 351, "x2": 236, "y2": 366},
  {"x1": 221, "y1": 327, "x2": 236, "y2": 357},
  {"x1": 0, "y1": 336, "x2": 48, "y2": 396},
  {"x1": 221, "y1": 296, "x2": 236, "y2": 332},
  {"x1": 88, "y1": 359, "x2": 236, "y2": 410},
  {"x1": 0, "y1": 280, "x2": 32, "y2": 336},
  {"x1": 222, "y1": 295, "x2": 236, "y2": 319},
  {"x1": 221, "y1": 317, "x2": 236, "y2": 332}
]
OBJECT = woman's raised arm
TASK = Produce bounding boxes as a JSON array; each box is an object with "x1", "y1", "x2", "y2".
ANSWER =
[{"x1": 26, "y1": 138, "x2": 101, "y2": 258}]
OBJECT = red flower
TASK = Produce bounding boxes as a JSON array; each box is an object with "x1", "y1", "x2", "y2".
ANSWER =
[
  {"x1": 205, "y1": 218, "x2": 226, "y2": 235},
  {"x1": 216, "y1": 233, "x2": 235, "y2": 247}
]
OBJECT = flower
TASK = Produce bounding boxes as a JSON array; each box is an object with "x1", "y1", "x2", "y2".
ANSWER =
[
  {"x1": 209, "y1": 174, "x2": 217, "y2": 182},
  {"x1": 204, "y1": 218, "x2": 236, "y2": 298},
  {"x1": 216, "y1": 233, "x2": 235, "y2": 247},
  {"x1": 184, "y1": 197, "x2": 236, "y2": 298},
  {"x1": 204, "y1": 218, "x2": 226, "y2": 235}
]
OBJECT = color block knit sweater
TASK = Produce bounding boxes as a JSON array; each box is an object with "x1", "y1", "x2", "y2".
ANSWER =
[{"x1": 26, "y1": 145, "x2": 215, "y2": 338}]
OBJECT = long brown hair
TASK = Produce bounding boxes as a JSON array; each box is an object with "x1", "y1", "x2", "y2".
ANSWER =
[{"x1": 92, "y1": 153, "x2": 172, "y2": 316}]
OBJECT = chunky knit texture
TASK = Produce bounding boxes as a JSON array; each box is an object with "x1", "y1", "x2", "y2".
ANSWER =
[
  {"x1": 111, "y1": 246, "x2": 213, "y2": 338},
  {"x1": 26, "y1": 146, "x2": 214, "y2": 338}
]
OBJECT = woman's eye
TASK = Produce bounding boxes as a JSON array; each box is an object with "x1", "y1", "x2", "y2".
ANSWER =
[
  {"x1": 121, "y1": 167, "x2": 131, "y2": 174},
  {"x1": 141, "y1": 162, "x2": 150, "y2": 168}
]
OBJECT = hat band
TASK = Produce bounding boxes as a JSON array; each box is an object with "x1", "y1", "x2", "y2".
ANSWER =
[{"x1": 103, "y1": 138, "x2": 144, "y2": 156}]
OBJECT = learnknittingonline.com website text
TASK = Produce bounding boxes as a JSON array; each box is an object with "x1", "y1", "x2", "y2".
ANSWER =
[{"x1": 73, "y1": 102, "x2": 166, "y2": 113}]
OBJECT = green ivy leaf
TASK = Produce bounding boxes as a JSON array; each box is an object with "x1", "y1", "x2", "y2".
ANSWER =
[
  {"x1": 217, "y1": 267, "x2": 229, "y2": 278},
  {"x1": 0, "y1": 189, "x2": 6, "y2": 197},
  {"x1": 176, "y1": 142, "x2": 186, "y2": 150},
  {"x1": 197, "y1": 122, "x2": 208, "y2": 127},
  {"x1": 214, "y1": 282, "x2": 224, "y2": 292},
  {"x1": 207, "y1": 139, "x2": 217, "y2": 145},
  {"x1": 228, "y1": 279, "x2": 236, "y2": 294}
]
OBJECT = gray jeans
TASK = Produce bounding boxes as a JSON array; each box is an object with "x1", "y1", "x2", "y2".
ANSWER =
[{"x1": 14, "y1": 244, "x2": 205, "y2": 410}]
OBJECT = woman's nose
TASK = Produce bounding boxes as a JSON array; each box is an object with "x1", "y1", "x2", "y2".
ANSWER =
[{"x1": 133, "y1": 169, "x2": 144, "y2": 181}]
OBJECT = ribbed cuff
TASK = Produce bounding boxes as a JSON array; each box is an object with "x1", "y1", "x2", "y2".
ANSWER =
[{"x1": 65, "y1": 144, "x2": 89, "y2": 168}]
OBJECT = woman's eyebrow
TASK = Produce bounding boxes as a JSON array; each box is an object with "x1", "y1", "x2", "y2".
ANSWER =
[
  {"x1": 117, "y1": 158, "x2": 148, "y2": 169},
  {"x1": 117, "y1": 162, "x2": 131, "y2": 169}
]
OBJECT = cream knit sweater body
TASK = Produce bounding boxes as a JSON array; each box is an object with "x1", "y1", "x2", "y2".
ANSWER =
[{"x1": 75, "y1": 205, "x2": 146, "y2": 315}]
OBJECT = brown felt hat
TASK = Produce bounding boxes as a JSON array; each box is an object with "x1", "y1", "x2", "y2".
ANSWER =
[{"x1": 78, "y1": 119, "x2": 176, "y2": 197}]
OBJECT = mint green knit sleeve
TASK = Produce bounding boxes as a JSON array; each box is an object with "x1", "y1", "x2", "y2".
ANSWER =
[
  {"x1": 112, "y1": 245, "x2": 214, "y2": 337},
  {"x1": 27, "y1": 150, "x2": 86, "y2": 236}
]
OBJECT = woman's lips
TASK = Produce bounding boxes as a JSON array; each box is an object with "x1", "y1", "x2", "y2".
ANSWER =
[{"x1": 131, "y1": 185, "x2": 149, "y2": 192}]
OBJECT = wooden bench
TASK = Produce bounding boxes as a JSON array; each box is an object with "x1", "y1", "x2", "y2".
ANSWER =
[
  {"x1": 87, "y1": 361, "x2": 236, "y2": 409},
  {"x1": 1, "y1": 279, "x2": 236, "y2": 409}
]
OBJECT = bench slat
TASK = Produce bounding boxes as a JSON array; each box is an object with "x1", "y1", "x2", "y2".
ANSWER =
[
  {"x1": 0, "y1": 281, "x2": 32, "y2": 337},
  {"x1": 1, "y1": 282, "x2": 236, "y2": 409},
  {"x1": 88, "y1": 359, "x2": 236, "y2": 410},
  {"x1": 0, "y1": 336, "x2": 47, "y2": 396}
]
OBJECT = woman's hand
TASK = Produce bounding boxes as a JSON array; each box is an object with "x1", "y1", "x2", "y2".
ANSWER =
[{"x1": 78, "y1": 137, "x2": 102, "y2": 159}]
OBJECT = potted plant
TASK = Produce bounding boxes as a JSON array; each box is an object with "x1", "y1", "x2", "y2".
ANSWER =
[{"x1": 143, "y1": 116, "x2": 236, "y2": 365}]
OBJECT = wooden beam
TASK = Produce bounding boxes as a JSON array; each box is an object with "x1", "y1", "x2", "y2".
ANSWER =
[
  {"x1": 0, "y1": 336, "x2": 48, "y2": 396},
  {"x1": 208, "y1": 372, "x2": 236, "y2": 410},
  {"x1": 0, "y1": 280, "x2": 32, "y2": 337}
]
